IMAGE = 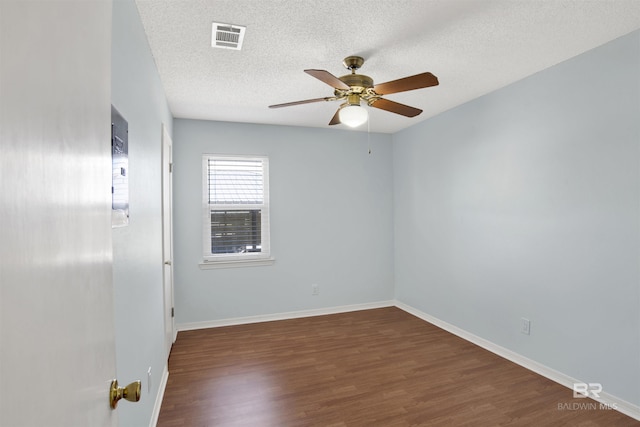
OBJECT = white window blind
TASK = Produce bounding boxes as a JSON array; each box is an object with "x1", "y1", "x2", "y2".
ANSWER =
[{"x1": 202, "y1": 155, "x2": 270, "y2": 263}]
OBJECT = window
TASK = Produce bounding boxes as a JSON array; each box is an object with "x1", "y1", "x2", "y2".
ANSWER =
[{"x1": 201, "y1": 155, "x2": 272, "y2": 267}]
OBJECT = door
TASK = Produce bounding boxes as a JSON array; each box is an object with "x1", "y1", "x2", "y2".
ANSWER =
[
  {"x1": 162, "y1": 124, "x2": 176, "y2": 357},
  {"x1": 0, "y1": 1, "x2": 117, "y2": 426}
]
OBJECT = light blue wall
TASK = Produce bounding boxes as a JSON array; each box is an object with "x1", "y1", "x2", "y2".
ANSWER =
[
  {"x1": 393, "y1": 30, "x2": 640, "y2": 405},
  {"x1": 111, "y1": 0, "x2": 173, "y2": 425},
  {"x1": 172, "y1": 120, "x2": 394, "y2": 323}
]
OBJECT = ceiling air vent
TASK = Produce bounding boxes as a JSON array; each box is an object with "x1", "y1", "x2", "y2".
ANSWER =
[{"x1": 211, "y1": 23, "x2": 246, "y2": 50}]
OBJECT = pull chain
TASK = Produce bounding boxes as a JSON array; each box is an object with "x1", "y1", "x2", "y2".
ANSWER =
[{"x1": 367, "y1": 115, "x2": 371, "y2": 155}]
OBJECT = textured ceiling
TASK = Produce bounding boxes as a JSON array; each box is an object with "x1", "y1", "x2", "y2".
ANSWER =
[{"x1": 135, "y1": 0, "x2": 640, "y2": 134}]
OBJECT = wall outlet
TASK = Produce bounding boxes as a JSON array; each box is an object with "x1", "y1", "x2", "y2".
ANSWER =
[
  {"x1": 521, "y1": 318, "x2": 531, "y2": 335},
  {"x1": 311, "y1": 284, "x2": 319, "y2": 296},
  {"x1": 147, "y1": 367, "x2": 152, "y2": 393}
]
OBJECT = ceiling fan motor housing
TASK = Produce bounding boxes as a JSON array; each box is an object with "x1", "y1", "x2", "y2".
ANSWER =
[
  {"x1": 338, "y1": 74, "x2": 373, "y2": 91},
  {"x1": 335, "y1": 56, "x2": 373, "y2": 98}
]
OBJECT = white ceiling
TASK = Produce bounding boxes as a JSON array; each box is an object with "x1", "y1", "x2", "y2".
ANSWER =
[{"x1": 135, "y1": 0, "x2": 640, "y2": 134}]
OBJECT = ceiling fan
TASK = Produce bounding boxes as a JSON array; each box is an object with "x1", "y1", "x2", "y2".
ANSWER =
[{"x1": 268, "y1": 56, "x2": 439, "y2": 128}]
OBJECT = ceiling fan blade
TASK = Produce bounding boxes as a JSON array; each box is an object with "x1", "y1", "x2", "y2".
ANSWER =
[
  {"x1": 370, "y1": 98, "x2": 422, "y2": 117},
  {"x1": 304, "y1": 69, "x2": 350, "y2": 90},
  {"x1": 328, "y1": 108, "x2": 341, "y2": 125},
  {"x1": 269, "y1": 97, "x2": 330, "y2": 108},
  {"x1": 373, "y1": 72, "x2": 439, "y2": 95}
]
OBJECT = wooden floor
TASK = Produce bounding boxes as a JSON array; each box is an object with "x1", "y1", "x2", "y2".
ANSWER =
[{"x1": 157, "y1": 307, "x2": 638, "y2": 426}]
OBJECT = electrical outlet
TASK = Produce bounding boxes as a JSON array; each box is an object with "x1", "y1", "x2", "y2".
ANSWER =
[
  {"x1": 521, "y1": 318, "x2": 531, "y2": 335},
  {"x1": 311, "y1": 284, "x2": 319, "y2": 296},
  {"x1": 147, "y1": 367, "x2": 152, "y2": 393}
]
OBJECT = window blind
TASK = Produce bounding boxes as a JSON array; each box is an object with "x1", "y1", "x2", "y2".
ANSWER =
[{"x1": 207, "y1": 158, "x2": 264, "y2": 205}]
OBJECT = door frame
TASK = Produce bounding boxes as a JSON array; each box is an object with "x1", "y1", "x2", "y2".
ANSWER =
[{"x1": 161, "y1": 123, "x2": 176, "y2": 356}]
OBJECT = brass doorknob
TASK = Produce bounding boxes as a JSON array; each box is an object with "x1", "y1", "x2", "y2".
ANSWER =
[{"x1": 110, "y1": 379, "x2": 141, "y2": 409}]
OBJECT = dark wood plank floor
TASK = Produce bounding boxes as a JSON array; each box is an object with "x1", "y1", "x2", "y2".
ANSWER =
[{"x1": 157, "y1": 307, "x2": 638, "y2": 426}]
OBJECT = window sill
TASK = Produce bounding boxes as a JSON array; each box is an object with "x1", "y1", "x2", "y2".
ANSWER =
[{"x1": 199, "y1": 257, "x2": 275, "y2": 270}]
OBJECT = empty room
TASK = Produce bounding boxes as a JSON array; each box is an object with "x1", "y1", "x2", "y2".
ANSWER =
[{"x1": 1, "y1": 0, "x2": 639, "y2": 426}]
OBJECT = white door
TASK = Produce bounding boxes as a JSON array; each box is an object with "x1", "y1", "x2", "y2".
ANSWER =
[
  {"x1": 0, "y1": 1, "x2": 118, "y2": 426},
  {"x1": 162, "y1": 124, "x2": 176, "y2": 356}
]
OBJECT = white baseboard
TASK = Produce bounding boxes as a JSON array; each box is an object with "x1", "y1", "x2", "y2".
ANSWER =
[
  {"x1": 176, "y1": 300, "x2": 395, "y2": 332},
  {"x1": 149, "y1": 362, "x2": 169, "y2": 427},
  {"x1": 394, "y1": 300, "x2": 640, "y2": 422}
]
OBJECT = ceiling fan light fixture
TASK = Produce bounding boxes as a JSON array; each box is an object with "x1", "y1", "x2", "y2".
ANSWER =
[{"x1": 339, "y1": 105, "x2": 368, "y2": 128}]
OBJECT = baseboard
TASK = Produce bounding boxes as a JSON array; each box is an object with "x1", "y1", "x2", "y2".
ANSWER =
[
  {"x1": 394, "y1": 300, "x2": 640, "y2": 422},
  {"x1": 177, "y1": 300, "x2": 395, "y2": 332},
  {"x1": 149, "y1": 362, "x2": 169, "y2": 427}
]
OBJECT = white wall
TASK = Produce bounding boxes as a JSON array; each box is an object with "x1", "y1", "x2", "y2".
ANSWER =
[
  {"x1": 0, "y1": 1, "x2": 116, "y2": 426},
  {"x1": 111, "y1": 0, "x2": 173, "y2": 425},
  {"x1": 172, "y1": 120, "x2": 395, "y2": 324},
  {"x1": 393, "y1": 30, "x2": 640, "y2": 405}
]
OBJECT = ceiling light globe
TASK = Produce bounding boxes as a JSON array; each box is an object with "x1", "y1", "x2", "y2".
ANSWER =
[{"x1": 339, "y1": 105, "x2": 368, "y2": 128}]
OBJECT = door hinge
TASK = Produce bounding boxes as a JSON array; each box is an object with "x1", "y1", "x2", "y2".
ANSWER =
[
  {"x1": 171, "y1": 307, "x2": 175, "y2": 318},
  {"x1": 169, "y1": 163, "x2": 173, "y2": 173}
]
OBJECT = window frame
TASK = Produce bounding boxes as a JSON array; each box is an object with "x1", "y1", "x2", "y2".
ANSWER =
[{"x1": 200, "y1": 154, "x2": 274, "y2": 269}]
